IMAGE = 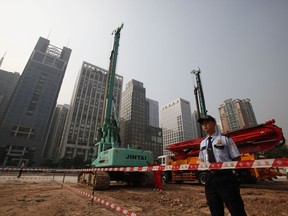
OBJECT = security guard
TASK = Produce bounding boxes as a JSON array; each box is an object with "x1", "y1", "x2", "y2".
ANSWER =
[{"x1": 198, "y1": 115, "x2": 247, "y2": 216}]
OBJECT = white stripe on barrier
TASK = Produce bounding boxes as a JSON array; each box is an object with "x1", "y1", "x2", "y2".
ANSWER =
[
  {"x1": 0, "y1": 177, "x2": 53, "y2": 180},
  {"x1": 179, "y1": 164, "x2": 189, "y2": 170},
  {"x1": 1, "y1": 158, "x2": 288, "y2": 173},
  {"x1": 64, "y1": 185, "x2": 139, "y2": 216}
]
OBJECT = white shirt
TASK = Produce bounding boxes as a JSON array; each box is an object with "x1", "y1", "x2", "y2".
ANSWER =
[{"x1": 199, "y1": 132, "x2": 240, "y2": 163}]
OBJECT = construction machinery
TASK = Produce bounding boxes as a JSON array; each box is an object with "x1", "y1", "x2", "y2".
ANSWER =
[
  {"x1": 77, "y1": 24, "x2": 154, "y2": 190},
  {"x1": 158, "y1": 119, "x2": 285, "y2": 185},
  {"x1": 191, "y1": 68, "x2": 207, "y2": 137},
  {"x1": 158, "y1": 68, "x2": 285, "y2": 185}
]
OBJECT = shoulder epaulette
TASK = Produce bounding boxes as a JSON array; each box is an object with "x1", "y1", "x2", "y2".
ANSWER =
[{"x1": 221, "y1": 134, "x2": 230, "y2": 138}]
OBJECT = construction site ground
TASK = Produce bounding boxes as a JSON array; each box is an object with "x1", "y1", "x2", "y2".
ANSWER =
[{"x1": 0, "y1": 175, "x2": 288, "y2": 216}]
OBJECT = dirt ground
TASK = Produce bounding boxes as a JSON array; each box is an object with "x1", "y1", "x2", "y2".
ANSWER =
[{"x1": 0, "y1": 178, "x2": 288, "y2": 216}]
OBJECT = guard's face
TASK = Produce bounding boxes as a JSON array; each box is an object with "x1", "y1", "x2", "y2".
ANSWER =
[{"x1": 201, "y1": 120, "x2": 216, "y2": 134}]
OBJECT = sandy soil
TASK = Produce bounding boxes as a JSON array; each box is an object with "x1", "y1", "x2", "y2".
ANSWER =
[{"x1": 0, "y1": 177, "x2": 288, "y2": 216}]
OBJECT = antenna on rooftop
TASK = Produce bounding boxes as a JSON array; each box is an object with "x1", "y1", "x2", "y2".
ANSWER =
[
  {"x1": 66, "y1": 38, "x2": 70, "y2": 47},
  {"x1": 0, "y1": 51, "x2": 7, "y2": 68},
  {"x1": 47, "y1": 30, "x2": 51, "y2": 39}
]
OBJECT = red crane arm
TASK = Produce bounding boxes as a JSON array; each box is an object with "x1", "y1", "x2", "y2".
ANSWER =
[{"x1": 166, "y1": 119, "x2": 285, "y2": 160}]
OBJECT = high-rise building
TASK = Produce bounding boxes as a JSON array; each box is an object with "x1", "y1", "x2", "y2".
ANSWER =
[
  {"x1": 0, "y1": 37, "x2": 71, "y2": 167},
  {"x1": 0, "y1": 70, "x2": 20, "y2": 163},
  {"x1": 191, "y1": 110, "x2": 202, "y2": 139},
  {"x1": 120, "y1": 79, "x2": 162, "y2": 159},
  {"x1": 146, "y1": 98, "x2": 159, "y2": 127},
  {"x1": 219, "y1": 98, "x2": 258, "y2": 132},
  {"x1": 43, "y1": 104, "x2": 69, "y2": 162},
  {"x1": 0, "y1": 70, "x2": 20, "y2": 124},
  {"x1": 160, "y1": 98, "x2": 194, "y2": 155},
  {"x1": 59, "y1": 62, "x2": 123, "y2": 161},
  {"x1": 236, "y1": 99, "x2": 258, "y2": 127}
]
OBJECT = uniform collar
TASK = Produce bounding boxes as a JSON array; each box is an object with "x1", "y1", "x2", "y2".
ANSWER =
[{"x1": 205, "y1": 132, "x2": 218, "y2": 140}]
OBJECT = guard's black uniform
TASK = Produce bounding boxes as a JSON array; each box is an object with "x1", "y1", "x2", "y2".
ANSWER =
[{"x1": 205, "y1": 170, "x2": 246, "y2": 216}]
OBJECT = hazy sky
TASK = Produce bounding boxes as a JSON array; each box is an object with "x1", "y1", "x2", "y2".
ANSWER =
[{"x1": 1, "y1": 0, "x2": 288, "y2": 138}]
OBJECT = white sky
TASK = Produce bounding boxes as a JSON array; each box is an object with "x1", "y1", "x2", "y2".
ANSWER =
[{"x1": 1, "y1": 0, "x2": 288, "y2": 139}]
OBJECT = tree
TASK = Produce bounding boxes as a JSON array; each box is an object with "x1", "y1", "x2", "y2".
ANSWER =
[
  {"x1": 40, "y1": 159, "x2": 54, "y2": 167},
  {"x1": 58, "y1": 157, "x2": 72, "y2": 168},
  {"x1": 264, "y1": 145, "x2": 288, "y2": 158},
  {"x1": 71, "y1": 155, "x2": 85, "y2": 168}
]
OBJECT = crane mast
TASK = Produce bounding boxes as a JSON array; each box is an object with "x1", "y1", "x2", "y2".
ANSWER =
[
  {"x1": 101, "y1": 23, "x2": 123, "y2": 146},
  {"x1": 192, "y1": 68, "x2": 207, "y2": 118}
]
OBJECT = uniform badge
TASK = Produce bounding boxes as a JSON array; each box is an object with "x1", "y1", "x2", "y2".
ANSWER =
[{"x1": 214, "y1": 139, "x2": 224, "y2": 149}]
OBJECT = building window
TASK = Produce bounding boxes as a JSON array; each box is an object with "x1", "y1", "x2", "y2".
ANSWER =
[
  {"x1": 55, "y1": 59, "x2": 65, "y2": 70},
  {"x1": 44, "y1": 55, "x2": 55, "y2": 65},
  {"x1": 32, "y1": 52, "x2": 45, "y2": 62},
  {"x1": 10, "y1": 126, "x2": 35, "y2": 139}
]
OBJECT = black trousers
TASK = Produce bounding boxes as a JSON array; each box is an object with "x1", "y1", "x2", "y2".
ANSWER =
[
  {"x1": 205, "y1": 171, "x2": 247, "y2": 216},
  {"x1": 17, "y1": 169, "x2": 23, "y2": 178}
]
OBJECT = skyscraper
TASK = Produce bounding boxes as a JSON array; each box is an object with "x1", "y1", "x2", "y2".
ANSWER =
[
  {"x1": 0, "y1": 37, "x2": 71, "y2": 166},
  {"x1": 0, "y1": 70, "x2": 20, "y2": 124},
  {"x1": 43, "y1": 104, "x2": 69, "y2": 162},
  {"x1": 146, "y1": 98, "x2": 159, "y2": 127},
  {"x1": 120, "y1": 79, "x2": 162, "y2": 158},
  {"x1": 160, "y1": 98, "x2": 194, "y2": 155},
  {"x1": 59, "y1": 62, "x2": 123, "y2": 162},
  {"x1": 219, "y1": 98, "x2": 258, "y2": 132},
  {"x1": 0, "y1": 70, "x2": 20, "y2": 163},
  {"x1": 191, "y1": 110, "x2": 202, "y2": 139}
]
